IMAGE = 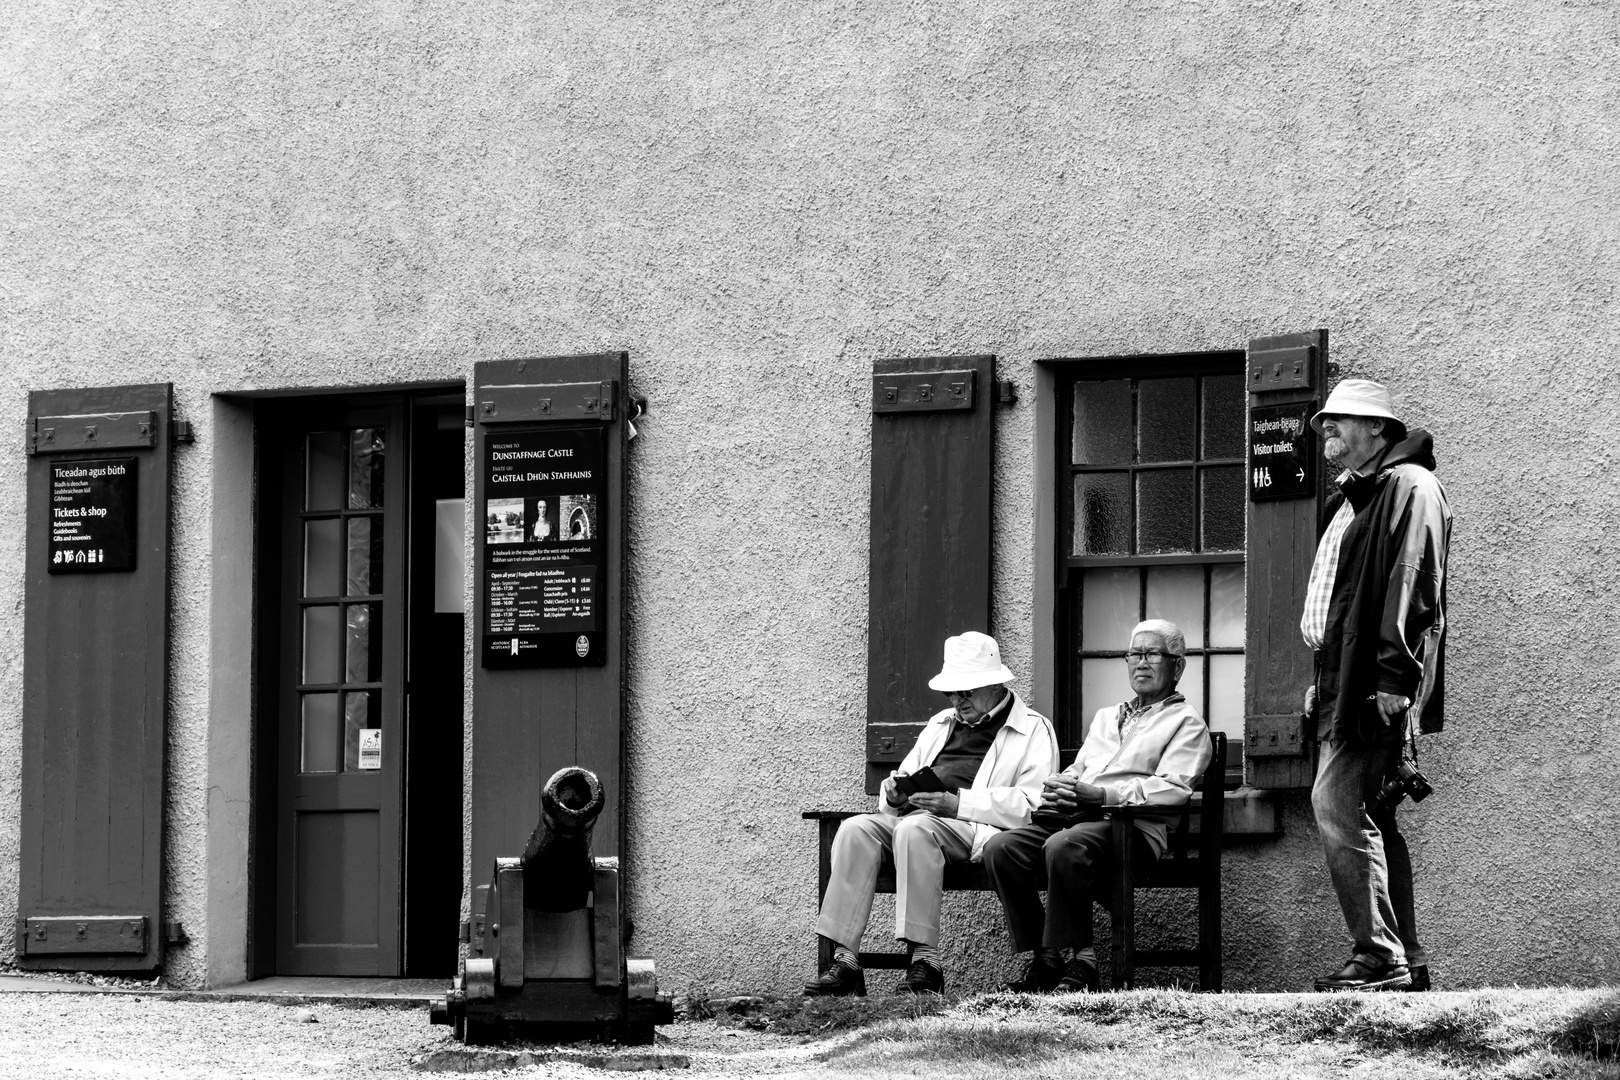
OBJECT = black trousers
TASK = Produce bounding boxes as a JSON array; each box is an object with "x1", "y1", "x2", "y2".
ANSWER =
[{"x1": 982, "y1": 816, "x2": 1157, "y2": 952}]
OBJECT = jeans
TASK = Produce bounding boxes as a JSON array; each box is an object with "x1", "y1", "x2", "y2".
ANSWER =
[{"x1": 1311, "y1": 738, "x2": 1426, "y2": 968}]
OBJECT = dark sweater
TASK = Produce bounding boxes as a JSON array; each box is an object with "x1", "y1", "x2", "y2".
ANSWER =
[{"x1": 930, "y1": 700, "x2": 1009, "y2": 792}]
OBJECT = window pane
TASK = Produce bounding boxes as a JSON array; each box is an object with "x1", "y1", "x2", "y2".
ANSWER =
[
  {"x1": 301, "y1": 693, "x2": 340, "y2": 773},
  {"x1": 1202, "y1": 466, "x2": 1245, "y2": 551},
  {"x1": 1137, "y1": 378, "x2": 1195, "y2": 463},
  {"x1": 346, "y1": 517, "x2": 384, "y2": 596},
  {"x1": 1207, "y1": 653, "x2": 1245, "y2": 745},
  {"x1": 302, "y1": 606, "x2": 342, "y2": 685},
  {"x1": 303, "y1": 519, "x2": 341, "y2": 598},
  {"x1": 1073, "y1": 473, "x2": 1130, "y2": 555},
  {"x1": 1145, "y1": 565, "x2": 1204, "y2": 649},
  {"x1": 349, "y1": 428, "x2": 386, "y2": 509},
  {"x1": 1175, "y1": 653, "x2": 1205, "y2": 718},
  {"x1": 1080, "y1": 657, "x2": 1132, "y2": 739},
  {"x1": 1072, "y1": 380, "x2": 1132, "y2": 465},
  {"x1": 306, "y1": 432, "x2": 346, "y2": 511},
  {"x1": 1082, "y1": 567, "x2": 1138, "y2": 654},
  {"x1": 1136, "y1": 469, "x2": 1195, "y2": 553},
  {"x1": 1202, "y1": 374, "x2": 1245, "y2": 459},
  {"x1": 346, "y1": 603, "x2": 382, "y2": 683},
  {"x1": 1209, "y1": 564, "x2": 1245, "y2": 648},
  {"x1": 343, "y1": 690, "x2": 381, "y2": 772}
]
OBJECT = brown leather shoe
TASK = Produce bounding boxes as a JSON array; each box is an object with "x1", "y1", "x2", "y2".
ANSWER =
[
  {"x1": 892, "y1": 960, "x2": 944, "y2": 995},
  {"x1": 1005, "y1": 955, "x2": 1066, "y2": 993},
  {"x1": 1401, "y1": 965, "x2": 1431, "y2": 992},
  {"x1": 1054, "y1": 958, "x2": 1099, "y2": 993},
  {"x1": 1313, "y1": 957, "x2": 1411, "y2": 992},
  {"x1": 803, "y1": 962, "x2": 866, "y2": 997}
]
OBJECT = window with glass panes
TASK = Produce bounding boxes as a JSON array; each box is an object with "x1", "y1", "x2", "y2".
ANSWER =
[
  {"x1": 299, "y1": 427, "x2": 387, "y2": 774},
  {"x1": 1057, "y1": 358, "x2": 1248, "y2": 775}
]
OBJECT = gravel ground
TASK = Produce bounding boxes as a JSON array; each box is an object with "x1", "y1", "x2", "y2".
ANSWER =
[{"x1": 0, "y1": 992, "x2": 820, "y2": 1079}]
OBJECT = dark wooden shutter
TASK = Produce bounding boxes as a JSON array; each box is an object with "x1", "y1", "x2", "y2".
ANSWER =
[
  {"x1": 1243, "y1": 331, "x2": 1328, "y2": 788},
  {"x1": 469, "y1": 354, "x2": 629, "y2": 898},
  {"x1": 19, "y1": 385, "x2": 174, "y2": 970},
  {"x1": 866, "y1": 356, "x2": 996, "y2": 794}
]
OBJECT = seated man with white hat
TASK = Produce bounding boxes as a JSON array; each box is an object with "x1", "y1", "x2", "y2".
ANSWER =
[{"x1": 805, "y1": 631, "x2": 1059, "y2": 996}]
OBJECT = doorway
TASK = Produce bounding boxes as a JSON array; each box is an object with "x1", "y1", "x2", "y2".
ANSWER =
[{"x1": 251, "y1": 390, "x2": 465, "y2": 979}]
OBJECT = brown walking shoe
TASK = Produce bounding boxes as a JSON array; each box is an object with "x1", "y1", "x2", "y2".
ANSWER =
[
  {"x1": 1313, "y1": 957, "x2": 1411, "y2": 992},
  {"x1": 803, "y1": 961, "x2": 866, "y2": 997}
]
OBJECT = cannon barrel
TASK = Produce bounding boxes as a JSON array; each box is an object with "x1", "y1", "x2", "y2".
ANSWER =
[{"x1": 520, "y1": 766, "x2": 605, "y2": 912}]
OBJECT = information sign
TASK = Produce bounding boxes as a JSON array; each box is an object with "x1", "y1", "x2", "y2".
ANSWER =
[
  {"x1": 48, "y1": 457, "x2": 138, "y2": 573},
  {"x1": 1249, "y1": 401, "x2": 1316, "y2": 502},
  {"x1": 481, "y1": 426, "x2": 607, "y2": 668}
]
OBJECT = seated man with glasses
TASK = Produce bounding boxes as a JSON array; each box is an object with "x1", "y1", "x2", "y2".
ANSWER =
[
  {"x1": 983, "y1": 618, "x2": 1212, "y2": 993},
  {"x1": 805, "y1": 631, "x2": 1059, "y2": 997}
]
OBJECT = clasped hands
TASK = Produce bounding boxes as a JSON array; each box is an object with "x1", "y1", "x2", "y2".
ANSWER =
[{"x1": 1037, "y1": 773, "x2": 1105, "y2": 816}]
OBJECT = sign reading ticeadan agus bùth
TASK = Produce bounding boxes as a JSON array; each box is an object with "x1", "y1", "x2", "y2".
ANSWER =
[
  {"x1": 48, "y1": 457, "x2": 138, "y2": 573},
  {"x1": 481, "y1": 426, "x2": 607, "y2": 668},
  {"x1": 1249, "y1": 401, "x2": 1316, "y2": 502}
]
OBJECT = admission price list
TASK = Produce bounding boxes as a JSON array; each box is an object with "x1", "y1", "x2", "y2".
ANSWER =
[{"x1": 487, "y1": 566, "x2": 596, "y2": 634}]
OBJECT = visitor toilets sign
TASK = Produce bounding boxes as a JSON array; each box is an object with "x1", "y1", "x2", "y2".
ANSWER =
[{"x1": 1248, "y1": 402, "x2": 1315, "y2": 502}]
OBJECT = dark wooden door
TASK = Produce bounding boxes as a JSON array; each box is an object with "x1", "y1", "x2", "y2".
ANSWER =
[{"x1": 275, "y1": 401, "x2": 407, "y2": 975}]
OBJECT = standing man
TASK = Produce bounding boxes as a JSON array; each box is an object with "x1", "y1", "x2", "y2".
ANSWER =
[
  {"x1": 982, "y1": 619, "x2": 1211, "y2": 993},
  {"x1": 805, "y1": 631, "x2": 1058, "y2": 996},
  {"x1": 1302, "y1": 379, "x2": 1451, "y2": 992}
]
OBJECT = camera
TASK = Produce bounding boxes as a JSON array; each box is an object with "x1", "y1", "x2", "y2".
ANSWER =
[{"x1": 1369, "y1": 758, "x2": 1433, "y2": 817}]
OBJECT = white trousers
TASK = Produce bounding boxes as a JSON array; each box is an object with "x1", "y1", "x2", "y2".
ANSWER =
[{"x1": 815, "y1": 812, "x2": 976, "y2": 949}]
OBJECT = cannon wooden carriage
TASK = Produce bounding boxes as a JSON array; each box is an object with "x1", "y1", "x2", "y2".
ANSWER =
[{"x1": 431, "y1": 766, "x2": 672, "y2": 1044}]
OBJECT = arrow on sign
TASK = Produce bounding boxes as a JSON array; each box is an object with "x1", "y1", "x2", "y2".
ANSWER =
[{"x1": 1296, "y1": 468, "x2": 1306, "y2": 482}]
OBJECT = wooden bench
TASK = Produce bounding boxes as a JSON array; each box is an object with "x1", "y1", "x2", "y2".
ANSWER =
[{"x1": 803, "y1": 731, "x2": 1226, "y2": 990}]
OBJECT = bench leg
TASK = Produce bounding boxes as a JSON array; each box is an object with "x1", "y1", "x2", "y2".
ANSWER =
[
  {"x1": 1110, "y1": 816, "x2": 1135, "y2": 990},
  {"x1": 1199, "y1": 879, "x2": 1221, "y2": 992},
  {"x1": 815, "y1": 818, "x2": 840, "y2": 973}
]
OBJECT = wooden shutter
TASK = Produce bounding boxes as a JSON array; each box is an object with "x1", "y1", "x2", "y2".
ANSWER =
[
  {"x1": 19, "y1": 385, "x2": 174, "y2": 970},
  {"x1": 1243, "y1": 331, "x2": 1328, "y2": 788},
  {"x1": 866, "y1": 356, "x2": 996, "y2": 794},
  {"x1": 469, "y1": 354, "x2": 629, "y2": 898}
]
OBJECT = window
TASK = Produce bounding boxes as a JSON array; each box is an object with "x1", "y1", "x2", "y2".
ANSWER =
[{"x1": 1055, "y1": 355, "x2": 1248, "y2": 777}]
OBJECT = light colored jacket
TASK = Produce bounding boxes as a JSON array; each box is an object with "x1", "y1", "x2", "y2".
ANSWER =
[
  {"x1": 1068, "y1": 693, "x2": 1212, "y2": 858},
  {"x1": 879, "y1": 690, "x2": 1059, "y2": 862}
]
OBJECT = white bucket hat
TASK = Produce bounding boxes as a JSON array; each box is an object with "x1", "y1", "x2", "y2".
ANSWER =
[
  {"x1": 1310, "y1": 378, "x2": 1407, "y2": 442},
  {"x1": 927, "y1": 631, "x2": 1016, "y2": 692}
]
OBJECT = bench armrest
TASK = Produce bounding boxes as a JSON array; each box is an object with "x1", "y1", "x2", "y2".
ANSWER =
[{"x1": 801, "y1": 810, "x2": 864, "y2": 821}]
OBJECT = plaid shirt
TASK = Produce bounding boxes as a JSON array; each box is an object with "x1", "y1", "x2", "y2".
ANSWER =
[{"x1": 1300, "y1": 497, "x2": 1356, "y2": 651}]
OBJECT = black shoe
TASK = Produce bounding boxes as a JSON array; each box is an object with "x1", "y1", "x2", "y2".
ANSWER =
[
  {"x1": 1313, "y1": 957, "x2": 1411, "y2": 992},
  {"x1": 803, "y1": 962, "x2": 865, "y2": 997},
  {"x1": 1053, "y1": 958, "x2": 1099, "y2": 993},
  {"x1": 1005, "y1": 955, "x2": 1066, "y2": 993},
  {"x1": 892, "y1": 961, "x2": 944, "y2": 995},
  {"x1": 1402, "y1": 965, "x2": 1430, "y2": 992}
]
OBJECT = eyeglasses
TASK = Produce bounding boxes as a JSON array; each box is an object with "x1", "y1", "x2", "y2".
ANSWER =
[
  {"x1": 1124, "y1": 650, "x2": 1179, "y2": 665},
  {"x1": 941, "y1": 690, "x2": 973, "y2": 702}
]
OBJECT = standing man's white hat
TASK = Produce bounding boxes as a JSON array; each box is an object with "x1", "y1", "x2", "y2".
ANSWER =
[
  {"x1": 1310, "y1": 379, "x2": 1407, "y2": 442},
  {"x1": 928, "y1": 631, "x2": 1016, "y2": 692}
]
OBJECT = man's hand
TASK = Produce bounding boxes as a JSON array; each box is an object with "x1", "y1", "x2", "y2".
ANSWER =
[
  {"x1": 883, "y1": 776, "x2": 911, "y2": 809},
  {"x1": 1038, "y1": 774, "x2": 1105, "y2": 814},
  {"x1": 1303, "y1": 685, "x2": 1318, "y2": 718},
  {"x1": 908, "y1": 791, "x2": 959, "y2": 818},
  {"x1": 1375, "y1": 692, "x2": 1411, "y2": 725}
]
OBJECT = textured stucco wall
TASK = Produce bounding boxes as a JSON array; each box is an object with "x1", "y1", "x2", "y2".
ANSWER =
[{"x1": 3, "y1": 1, "x2": 1619, "y2": 992}]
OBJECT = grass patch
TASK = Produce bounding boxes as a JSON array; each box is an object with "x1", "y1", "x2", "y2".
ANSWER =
[{"x1": 712, "y1": 988, "x2": 1620, "y2": 1079}]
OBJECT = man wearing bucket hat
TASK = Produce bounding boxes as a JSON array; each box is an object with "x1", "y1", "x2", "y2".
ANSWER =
[
  {"x1": 1301, "y1": 378, "x2": 1451, "y2": 993},
  {"x1": 804, "y1": 631, "x2": 1058, "y2": 996}
]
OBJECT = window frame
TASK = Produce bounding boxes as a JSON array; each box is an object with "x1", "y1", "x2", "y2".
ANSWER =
[{"x1": 1047, "y1": 350, "x2": 1248, "y2": 784}]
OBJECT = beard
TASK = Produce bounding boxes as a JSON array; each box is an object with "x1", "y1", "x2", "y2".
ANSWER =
[{"x1": 1323, "y1": 435, "x2": 1349, "y2": 465}]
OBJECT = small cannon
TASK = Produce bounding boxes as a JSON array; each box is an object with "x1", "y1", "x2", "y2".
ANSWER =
[{"x1": 432, "y1": 767, "x2": 672, "y2": 1044}]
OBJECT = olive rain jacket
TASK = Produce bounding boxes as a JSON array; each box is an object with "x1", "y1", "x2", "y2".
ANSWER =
[{"x1": 1317, "y1": 429, "x2": 1452, "y2": 744}]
